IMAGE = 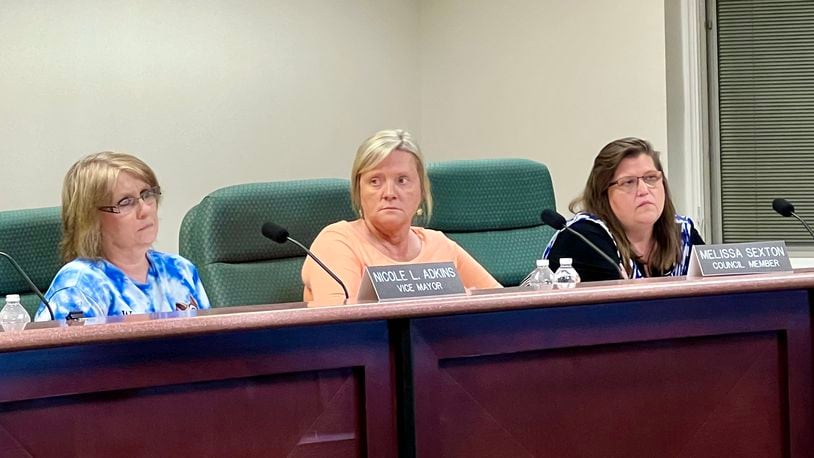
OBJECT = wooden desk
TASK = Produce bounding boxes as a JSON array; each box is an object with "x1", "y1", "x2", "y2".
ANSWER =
[
  {"x1": 1, "y1": 271, "x2": 813, "y2": 457},
  {"x1": 0, "y1": 306, "x2": 397, "y2": 457}
]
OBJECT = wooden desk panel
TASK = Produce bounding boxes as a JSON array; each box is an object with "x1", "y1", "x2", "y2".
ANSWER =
[
  {"x1": 0, "y1": 321, "x2": 397, "y2": 457},
  {"x1": 2, "y1": 271, "x2": 814, "y2": 456},
  {"x1": 410, "y1": 290, "x2": 813, "y2": 457}
]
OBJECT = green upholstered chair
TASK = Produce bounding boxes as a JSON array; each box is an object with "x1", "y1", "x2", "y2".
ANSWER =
[
  {"x1": 179, "y1": 179, "x2": 356, "y2": 307},
  {"x1": 0, "y1": 207, "x2": 63, "y2": 318},
  {"x1": 427, "y1": 159, "x2": 556, "y2": 286}
]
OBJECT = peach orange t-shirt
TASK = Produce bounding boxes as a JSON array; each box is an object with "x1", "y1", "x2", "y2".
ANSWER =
[{"x1": 302, "y1": 220, "x2": 501, "y2": 305}]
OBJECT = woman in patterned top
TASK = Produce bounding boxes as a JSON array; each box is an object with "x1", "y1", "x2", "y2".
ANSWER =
[
  {"x1": 34, "y1": 152, "x2": 210, "y2": 320},
  {"x1": 544, "y1": 137, "x2": 704, "y2": 282}
]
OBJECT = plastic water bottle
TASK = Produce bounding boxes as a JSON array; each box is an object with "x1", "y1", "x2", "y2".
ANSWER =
[
  {"x1": 0, "y1": 294, "x2": 31, "y2": 332},
  {"x1": 525, "y1": 259, "x2": 555, "y2": 289},
  {"x1": 554, "y1": 258, "x2": 581, "y2": 289}
]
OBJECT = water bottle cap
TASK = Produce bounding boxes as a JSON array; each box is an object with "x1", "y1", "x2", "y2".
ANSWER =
[
  {"x1": 536, "y1": 259, "x2": 549, "y2": 267},
  {"x1": 5, "y1": 294, "x2": 20, "y2": 302},
  {"x1": 560, "y1": 257, "x2": 572, "y2": 265}
]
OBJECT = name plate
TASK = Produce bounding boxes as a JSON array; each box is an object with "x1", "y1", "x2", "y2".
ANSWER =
[
  {"x1": 688, "y1": 241, "x2": 792, "y2": 277},
  {"x1": 357, "y1": 261, "x2": 466, "y2": 301}
]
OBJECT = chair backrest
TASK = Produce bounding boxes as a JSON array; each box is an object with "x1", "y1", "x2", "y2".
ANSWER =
[
  {"x1": 179, "y1": 179, "x2": 356, "y2": 307},
  {"x1": 0, "y1": 207, "x2": 63, "y2": 317},
  {"x1": 427, "y1": 159, "x2": 556, "y2": 286}
]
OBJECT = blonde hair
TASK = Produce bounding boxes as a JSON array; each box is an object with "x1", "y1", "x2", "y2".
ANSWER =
[
  {"x1": 60, "y1": 152, "x2": 160, "y2": 262},
  {"x1": 350, "y1": 129, "x2": 432, "y2": 224}
]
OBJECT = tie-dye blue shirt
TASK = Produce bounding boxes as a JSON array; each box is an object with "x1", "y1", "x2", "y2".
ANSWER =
[{"x1": 34, "y1": 250, "x2": 210, "y2": 321}]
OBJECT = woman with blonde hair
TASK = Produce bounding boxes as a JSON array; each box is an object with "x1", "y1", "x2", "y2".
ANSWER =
[
  {"x1": 35, "y1": 152, "x2": 209, "y2": 320},
  {"x1": 544, "y1": 137, "x2": 704, "y2": 281},
  {"x1": 302, "y1": 129, "x2": 500, "y2": 304}
]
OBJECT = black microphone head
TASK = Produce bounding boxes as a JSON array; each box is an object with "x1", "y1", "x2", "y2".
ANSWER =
[
  {"x1": 261, "y1": 222, "x2": 290, "y2": 244},
  {"x1": 540, "y1": 209, "x2": 567, "y2": 230},
  {"x1": 772, "y1": 198, "x2": 795, "y2": 217}
]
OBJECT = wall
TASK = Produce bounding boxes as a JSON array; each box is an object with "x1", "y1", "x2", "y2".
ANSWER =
[
  {"x1": 665, "y1": 0, "x2": 689, "y2": 213},
  {"x1": 419, "y1": 0, "x2": 667, "y2": 215},
  {"x1": 665, "y1": 0, "x2": 710, "y2": 239},
  {"x1": 2, "y1": 0, "x2": 668, "y2": 252},
  {"x1": 1, "y1": 0, "x2": 420, "y2": 251}
]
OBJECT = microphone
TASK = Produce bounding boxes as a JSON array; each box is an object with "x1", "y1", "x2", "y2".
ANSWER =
[
  {"x1": 772, "y1": 198, "x2": 814, "y2": 240},
  {"x1": 261, "y1": 222, "x2": 350, "y2": 301},
  {"x1": 0, "y1": 251, "x2": 55, "y2": 320},
  {"x1": 540, "y1": 209, "x2": 629, "y2": 280}
]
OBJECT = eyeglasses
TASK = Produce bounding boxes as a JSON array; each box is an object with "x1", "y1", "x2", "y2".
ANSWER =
[
  {"x1": 608, "y1": 172, "x2": 663, "y2": 193},
  {"x1": 98, "y1": 186, "x2": 162, "y2": 214}
]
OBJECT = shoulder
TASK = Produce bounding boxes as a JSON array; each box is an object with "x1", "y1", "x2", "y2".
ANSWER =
[
  {"x1": 675, "y1": 214, "x2": 705, "y2": 245},
  {"x1": 556, "y1": 212, "x2": 616, "y2": 244},
  {"x1": 308, "y1": 220, "x2": 365, "y2": 260},
  {"x1": 315, "y1": 220, "x2": 355, "y2": 240},
  {"x1": 413, "y1": 226, "x2": 445, "y2": 239},
  {"x1": 674, "y1": 214, "x2": 695, "y2": 226},
  {"x1": 148, "y1": 250, "x2": 196, "y2": 269},
  {"x1": 49, "y1": 258, "x2": 108, "y2": 289},
  {"x1": 568, "y1": 215, "x2": 614, "y2": 239},
  {"x1": 413, "y1": 226, "x2": 457, "y2": 247},
  {"x1": 45, "y1": 258, "x2": 113, "y2": 305},
  {"x1": 310, "y1": 220, "x2": 361, "y2": 250},
  {"x1": 147, "y1": 250, "x2": 200, "y2": 276},
  {"x1": 674, "y1": 214, "x2": 698, "y2": 237},
  {"x1": 545, "y1": 212, "x2": 618, "y2": 261}
]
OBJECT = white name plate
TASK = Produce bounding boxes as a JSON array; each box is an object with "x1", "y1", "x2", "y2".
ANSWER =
[
  {"x1": 688, "y1": 241, "x2": 792, "y2": 277},
  {"x1": 357, "y1": 261, "x2": 466, "y2": 301}
]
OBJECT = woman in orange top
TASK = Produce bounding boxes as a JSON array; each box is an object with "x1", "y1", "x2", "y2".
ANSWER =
[{"x1": 302, "y1": 129, "x2": 501, "y2": 304}]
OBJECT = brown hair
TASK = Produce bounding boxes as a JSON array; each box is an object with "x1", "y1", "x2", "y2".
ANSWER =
[
  {"x1": 569, "y1": 137, "x2": 679, "y2": 276},
  {"x1": 60, "y1": 152, "x2": 160, "y2": 262}
]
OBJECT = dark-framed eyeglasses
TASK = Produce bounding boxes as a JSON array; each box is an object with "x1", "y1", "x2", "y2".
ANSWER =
[
  {"x1": 607, "y1": 172, "x2": 663, "y2": 193},
  {"x1": 98, "y1": 186, "x2": 162, "y2": 214}
]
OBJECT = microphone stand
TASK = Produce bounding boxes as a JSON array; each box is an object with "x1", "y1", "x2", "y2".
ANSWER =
[
  {"x1": 0, "y1": 251, "x2": 55, "y2": 320},
  {"x1": 285, "y1": 237, "x2": 350, "y2": 301},
  {"x1": 791, "y1": 211, "x2": 814, "y2": 240}
]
